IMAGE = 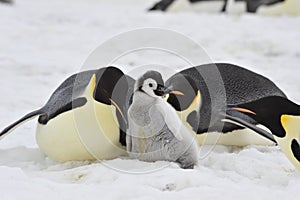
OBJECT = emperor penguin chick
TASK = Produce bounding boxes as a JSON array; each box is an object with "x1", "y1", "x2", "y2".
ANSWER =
[{"x1": 126, "y1": 71, "x2": 199, "y2": 169}]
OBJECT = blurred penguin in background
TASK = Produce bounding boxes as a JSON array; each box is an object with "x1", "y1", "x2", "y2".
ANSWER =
[
  {"x1": 148, "y1": 0, "x2": 300, "y2": 15},
  {"x1": 0, "y1": 0, "x2": 13, "y2": 4}
]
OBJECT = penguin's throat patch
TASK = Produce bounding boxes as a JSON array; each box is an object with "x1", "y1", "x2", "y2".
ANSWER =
[{"x1": 280, "y1": 115, "x2": 300, "y2": 134}]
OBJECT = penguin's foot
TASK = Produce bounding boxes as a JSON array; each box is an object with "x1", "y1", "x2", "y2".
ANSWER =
[
  {"x1": 176, "y1": 157, "x2": 196, "y2": 169},
  {"x1": 180, "y1": 163, "x2": 195, "y2": 169}
]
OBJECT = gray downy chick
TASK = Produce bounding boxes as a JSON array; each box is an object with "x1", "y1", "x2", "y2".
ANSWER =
[{"x1": 126, "y1": 71, "x2": 199, "y2": 169}]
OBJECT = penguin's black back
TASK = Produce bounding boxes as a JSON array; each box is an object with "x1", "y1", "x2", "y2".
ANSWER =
[
  {"x1": 215, "y1": 63, "x2": 286, "y2": 104},
  {"x1": 38, "y1": 70, "x2": 97, "y2": 124},
  {"x1": 0, "y1": 66, "x2": 135, "y2": 146},
  {"x1": 38, "y1": 67, "x2": 135, "y2": 126},
  {"x1": 167, "y1": 63, "x2": 286, "y2": 134}
]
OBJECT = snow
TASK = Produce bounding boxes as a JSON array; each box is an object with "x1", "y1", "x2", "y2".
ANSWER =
[{"x1": 0, "y1": 0, "x2": 300, "y2": 199}]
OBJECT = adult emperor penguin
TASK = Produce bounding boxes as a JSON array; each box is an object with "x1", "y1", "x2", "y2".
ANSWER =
[
  {"x1": 165, "y1": 63, "x2": 286, "y2": 146},
  {"x1": 126, "y1": 71, "x2": 199, "y2": 169},
  {"x1": 229, "y1": 96, "x2": 300, "y2": 170},
  {"x1": 0, "y1": 66, "x2": 134, "y2": 162}
]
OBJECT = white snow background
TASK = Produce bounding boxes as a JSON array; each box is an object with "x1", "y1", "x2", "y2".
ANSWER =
[{"x1": 0, "y1": 0, "x2": 300, "y2": 199}]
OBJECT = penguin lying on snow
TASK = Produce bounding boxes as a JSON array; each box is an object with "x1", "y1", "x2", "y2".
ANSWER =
[
  {"x1": 0, "y1": 66, "x2": 134, "y2": 162},
  {"x1": 166, "y1": 63, "x2": 286, "y2": 146},
  {"x1": 126, "y1": 71, "x2": 199, "y2": 169},
  {"x1": 228, "y1": 96, "x2": 300, "y2": 171},
  {"x1": 0, "y1": 63, "x2": 288, "y2": 162}
]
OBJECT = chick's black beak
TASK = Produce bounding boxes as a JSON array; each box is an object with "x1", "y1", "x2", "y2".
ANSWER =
[{"x1": 154, "y1": 84, "x2": 168, "y2": 96}]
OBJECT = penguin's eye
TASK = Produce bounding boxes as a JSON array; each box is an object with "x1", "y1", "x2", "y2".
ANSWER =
[{"x1": 149, "y1": 83, "x2": 153, "y2": 88}]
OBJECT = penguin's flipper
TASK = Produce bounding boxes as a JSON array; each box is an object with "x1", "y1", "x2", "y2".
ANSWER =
[
  {"x1": 38, "y1": 97, "x2": 88, "y2": 125},
  {"x1": 0, "y1": 109, "x2": 44, "y2": 139},
  {"x1": 222, "y1": 114, "x2": 277, "y2": 144}
]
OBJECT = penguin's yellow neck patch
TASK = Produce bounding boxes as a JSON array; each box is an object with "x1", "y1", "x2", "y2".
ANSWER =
[
  {"x1": 84, "y1": 74, "x2": 97, "y2": 98},
  {"x1": 85, "y1": 74, "x2": 121, "y2": 145},
  {"x1": 280, "y1": 115, "x2": 300, "y2": 137},
  {"x1": 177, "y1": 91, "x2": 201, "y2": 131},
  {"x1": 187, "y1": 91, "x2": 201, "y2": 113},
  {"x1": 278, "y1": 114, "x2": 300, "y2": 171},
  {"x1": 79, "y1": 73, "x2": 125, "y2": 158}
]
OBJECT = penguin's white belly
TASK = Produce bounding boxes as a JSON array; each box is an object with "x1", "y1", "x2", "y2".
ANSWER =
[
  {"x1": 258, "y1": 0, "x2": 300, "y2": 15},
  {"x1": 175, "y1": 91, "x2": 273, "y2": 146},
  {"x1": 36, "y1": 101, "x2": 126, "y2": 162},
  {"x1": 180, "y1": 117, "x2": 273, "y2": 146},
  {"x1": 196, "y1": 126, "x2": 274, "y2": 146},
  {"x1": 36, "y1": 111, "x2": 94, "y2": 162}
]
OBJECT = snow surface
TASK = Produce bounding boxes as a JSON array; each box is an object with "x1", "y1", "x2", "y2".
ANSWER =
[{"x1": 0, "y1": 0, "x2": 300, "y2": 199}]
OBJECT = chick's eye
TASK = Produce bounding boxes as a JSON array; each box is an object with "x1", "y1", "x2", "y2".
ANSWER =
[{"x1": 149, "y1": 83, "x2": 153, "y2": 88}]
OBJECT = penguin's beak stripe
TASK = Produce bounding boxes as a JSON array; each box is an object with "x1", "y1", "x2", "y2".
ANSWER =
[
  {"x1": 231, "y1": 107, "x2": 256, "y2": 115},
  {"x1": 169, "y1": 90, "x2": 184, "y2": 96},
  {"x1": 109, "y1": 98, "x2": 125, "y2": 121}
]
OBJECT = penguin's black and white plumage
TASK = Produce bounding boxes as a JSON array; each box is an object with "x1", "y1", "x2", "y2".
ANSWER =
[
  {"x1": 165, "y1": 63, "x2": 286, "y2": 146},
  {"x1": 0, "y1": 63, "x2": 289, "y2": 162},
  {"x1": 0, "y1": 66, "x2": 134, "y2": 162},
  {"x1": 0, "y1": 0, "x2": 13, "y2": 4},
  {"x1": 127, "y1": 71, "x2": 199, "y2": 169},
  {"x1": 148, "y1": 0, "x2": 300, "y2": 15},
  {"x1": 228, "y1": 96, "x2": 300, "y2": 170}
]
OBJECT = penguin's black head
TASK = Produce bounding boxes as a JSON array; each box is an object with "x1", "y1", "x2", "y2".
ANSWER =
[
  {"x1": 165, "y1": 74, "x2": 199, "y2": 111},
  {"x1": 136, "y1": 71, "x2": 167, "y2": 97},
  {"x1": 229, "y1": 96, "x2": 300, "y2": 138},
  {"x1": 94, "y1": 66, "x2": 132, "y2": 127},
  {"x1": 94, "y1": 66, "x2": 129, "y2": 105}
]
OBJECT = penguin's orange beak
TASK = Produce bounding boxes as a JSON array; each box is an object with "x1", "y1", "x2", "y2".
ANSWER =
[
  {"x1": 231, "y1": 107, "x2": 256, "y2": 115},
  {"x1": 109, "y1": 98, "x2": 125, "y2": 120},
  {"x1": 169, "y1": 90, "x2": 184, "y2": 96}
]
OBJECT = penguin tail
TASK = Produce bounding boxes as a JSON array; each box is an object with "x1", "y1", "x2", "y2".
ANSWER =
[{"x1": 0, "y1": 109, "x2": 44, "y2": 139}]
